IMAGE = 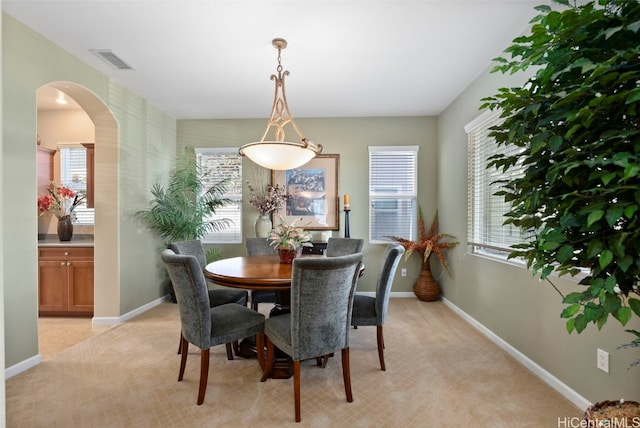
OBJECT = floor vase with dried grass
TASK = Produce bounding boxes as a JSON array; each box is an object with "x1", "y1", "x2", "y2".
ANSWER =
[{"x1": 413, "y1": 260, "x2": 439, "y2": 302}]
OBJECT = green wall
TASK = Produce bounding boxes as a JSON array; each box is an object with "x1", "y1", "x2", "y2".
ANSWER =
[
  {"x1": 438, "y1": 64, "x2": 640, "y2": 404},
  {"x1": 177, "y1": 117, "x2": 438, "y2": 293},
  {"x1": 2, "y1": 13, "x2": 175, "y2": 368}
]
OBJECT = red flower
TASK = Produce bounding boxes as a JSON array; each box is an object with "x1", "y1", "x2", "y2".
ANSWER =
[
  {"x1": 37, "y1": 181, "x2": 85, "y2": 219},
  {"x1": 37, "y1": 194, "x2": 53, "y2": 214}
]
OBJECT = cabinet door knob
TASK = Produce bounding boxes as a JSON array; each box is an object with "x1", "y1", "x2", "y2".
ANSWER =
[
  {"x1": 60, "y1": 262, "x2": 66, "y2": 266},
  {"x1": 67, "y1": 262, "x2": 71, "y2": 266},
  {"x1": 64, "y1": 252, "x2": 70, "y2": 256}
]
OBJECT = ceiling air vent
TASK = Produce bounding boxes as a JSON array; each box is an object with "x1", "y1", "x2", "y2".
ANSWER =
[{"x1": 90, "y1": 49, "x2": 134, "y2": 70}]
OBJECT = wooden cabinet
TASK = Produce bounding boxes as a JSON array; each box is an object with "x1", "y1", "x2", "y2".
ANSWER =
[{"x1": 38, "y1": 247, "x2": 94, "y2": 316}]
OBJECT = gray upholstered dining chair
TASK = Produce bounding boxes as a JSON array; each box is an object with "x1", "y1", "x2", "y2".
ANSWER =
[
  {"x1": 326, "y1": 237, "x2": 364, "y2": 257},
  {"x1": 311, "y1": 237, "x2": 364, "y2": 368},
  {"x1": 169, "y1": 239, "x2": 249, "y2": 359},
  {"x1": 260, "y1": 253, "x2": 363, "y2": 422},
  {"x1": 245, "y1": 237, "x2": 278, "y2": 311},
  {"x1": 351, "y1": 243, "x2": 404, "y2": 371},
  {"x1": 161, "y1": 249, "x2": 265, "y2": 405}
]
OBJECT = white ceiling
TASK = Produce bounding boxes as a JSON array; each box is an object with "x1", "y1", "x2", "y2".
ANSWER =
[{"x1": 4, "y1": 1, "x2": 544, "y2": 119}]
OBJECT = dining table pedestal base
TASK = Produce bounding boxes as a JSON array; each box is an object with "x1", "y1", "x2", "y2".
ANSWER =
[
  {"x1": 237, "y1": 336, "x2": 294, "y2": 379},
  {"x1": 237, "y1": 290, "x2": 294, "y2": 379}
]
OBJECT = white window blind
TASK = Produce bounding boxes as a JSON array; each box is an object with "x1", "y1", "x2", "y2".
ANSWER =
[
  {"x1": 59, "y1": 145, "x2": 94, "y2": 225},
  {"x1": 195, "y1": 148, "x2": 242, "y2": 244},
  {"x1": 466, "y1": 111, "x2": 526, "y2": 256},
  {"x1": 368, "y1": 146, "x2": 419, "y2": 243}
]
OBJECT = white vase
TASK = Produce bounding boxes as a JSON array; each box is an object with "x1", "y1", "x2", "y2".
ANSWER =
[{"x1": 254, "y1": 214, "x2": 272, "y2": 238}]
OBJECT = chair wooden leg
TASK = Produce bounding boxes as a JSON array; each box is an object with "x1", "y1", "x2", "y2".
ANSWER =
[
  {"x1": 178, "y1": 335, "x2": 188, "y2": 381},
  {"x1": 233, "y1": 340, "x2": 240, "y2": 356},
  {"x1": 177, "y1": 333, "x2": 182, "y2": 354},
  {"x1": 315, "y1": 354, "x2": 330, "y2": 368},
  {"x1": 252, "y1": 302, "x2": 259, "y2": 311},
  {"x1": 197, "y1": 349, "x2": 210, "y2": 405},
  {"x1": 225, "y1": 343, "x2": 234, "y2": 360},
  {"x1": 376, "y1": 325, "x2": 386, "y2": 371},
  {"x1": 341, "y1": 347, "x2": 353, "y2": 403},
  {"x1": 293, "y1": 360, "x2": 301, "y2": 422},
  {"x1": 260, "y1": 336, "x2": 274, "y2": 382},
  {"x1": 255, "y1": 332, "x2": 265, "y2": 371},
  {"x1": 321, "y1": 355, "x2": 330, "y2": 368}
]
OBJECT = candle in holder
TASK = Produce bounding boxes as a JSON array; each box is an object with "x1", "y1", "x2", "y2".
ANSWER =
[{"x1": 344, "y1": 194, "x2": 350, "y2": 210}]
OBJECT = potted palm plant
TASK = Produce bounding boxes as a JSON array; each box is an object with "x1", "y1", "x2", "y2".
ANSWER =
[
  {"x1": 481, "y1": 0, "x2": 640, "y2": 421},
  {"x1": 136, "y1": 147, "x2": 232, "y2": 244},
  {"x1": 136, "y1": 146, "x2": 233, "y2": 299}
]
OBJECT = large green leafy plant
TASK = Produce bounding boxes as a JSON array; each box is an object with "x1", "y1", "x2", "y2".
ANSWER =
[
  {"x1": 481, "y1": 0, "x2": 640, "y2": 341},
  {"x1": 136, "y1": 147, "x2": 232, "y2": 246}
]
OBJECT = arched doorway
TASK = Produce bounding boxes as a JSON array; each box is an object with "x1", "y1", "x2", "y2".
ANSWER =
[{"x1": 36, "y1": 81, "x2": 119, "y2": 355}]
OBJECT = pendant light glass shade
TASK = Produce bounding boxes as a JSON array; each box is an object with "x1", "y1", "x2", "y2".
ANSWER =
[
  {"x1": 239, "y1": 38, "x2": 322, "y2": 170},
  {"x1": 240, "y1": 141, "x2": 318, "y2": 170}
]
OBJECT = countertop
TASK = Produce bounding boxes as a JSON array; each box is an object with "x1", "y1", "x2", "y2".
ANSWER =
[{"x1": 38, "y1": 234, "x2": 94, "y2": 247}]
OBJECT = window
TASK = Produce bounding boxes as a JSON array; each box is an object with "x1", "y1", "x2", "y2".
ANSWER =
[
  {"x1": 368, "y1": 146, "x2": 419, "y2": 243},
  {"x1": 195, "y1": 148, "x2": 242, "y2": 244},
  {"x1": 59, "y1": 145, "x2": 94, "y2": 225},
  {"x1": 466, "y1": 110, "x2": 526, "y2": 257}
]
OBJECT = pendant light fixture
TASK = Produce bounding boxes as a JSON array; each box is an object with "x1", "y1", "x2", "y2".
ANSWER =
[{"x1": 239, "y1": 38, "x2": 322, "y2": 170}]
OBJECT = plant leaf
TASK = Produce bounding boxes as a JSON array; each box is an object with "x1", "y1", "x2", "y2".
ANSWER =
[
  {"x1": 587, "y1": 210, "x2": 604, "y2": 227},
  {"x1": 561, "y1": 304, "x2": 581, "y2": 318},
  {"x1": 599, "y1": 250, "x2": 613, "y2": 269},
  {"x1": 614, "y1": 306, "x2": 632, "y2": 326},
  {"x1": 557, "y1": 245, "x2": 574, "y2": 263}
]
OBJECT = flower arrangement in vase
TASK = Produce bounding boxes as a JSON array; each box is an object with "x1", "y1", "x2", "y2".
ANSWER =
[
  {"x1": 269, "y1": 216, "x2": 313, "y2": 263},
  {"x1": 37, "y1": 181, "x2": 86, "y2": 241},
  {"x1": 247, "y1": 171, "x2": 289, "y2": 237},
  {"x1": 388, "y1": 207, "x2": 458, "y2": 301}
]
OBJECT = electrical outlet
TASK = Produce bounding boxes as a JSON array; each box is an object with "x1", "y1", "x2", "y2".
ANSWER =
[
  {"x1": 597, "y1": 348, "x2": 609, "y2": 373},
  {"x1": 401, "y1": 268, "x2": 407, "y2": 277}
]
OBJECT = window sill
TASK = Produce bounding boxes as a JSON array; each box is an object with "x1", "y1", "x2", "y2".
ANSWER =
[{"x1": 467, "y1": 251, "x2": 588, "y2": 284}]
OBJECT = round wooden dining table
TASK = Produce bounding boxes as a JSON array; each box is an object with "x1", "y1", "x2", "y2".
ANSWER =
[
  {"x1": 205, "y1": 254, "x2": 364, "y2": 311},
  {"x1": 204, "y1": 254, "x2": 317, "y2": 315},
  {"x1": 205, "y1": 254, "x2": 300, "y2": 290}
]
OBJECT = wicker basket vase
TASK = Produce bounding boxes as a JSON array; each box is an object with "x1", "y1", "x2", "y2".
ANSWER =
[
  {"x1": 413, "y1": 261, "x2": 440, "y2": 302},
  {"x1": 585, "y1": 400, "x2": 640, "y2": 426}
]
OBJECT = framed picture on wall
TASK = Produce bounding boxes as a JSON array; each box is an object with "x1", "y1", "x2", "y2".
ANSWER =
[{"x1": 271, "y1": 154, "x2": 340, "y2": 230}]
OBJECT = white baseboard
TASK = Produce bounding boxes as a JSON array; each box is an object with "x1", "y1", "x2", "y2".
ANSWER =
[
  {"x1": 5, "y1": 355, "x2": 40, "y2": 379},
  {"x1": 92, "y1": 295, "x2": 168, "y2": 327},
  {"x1": 441, "y1": 297, "x2": 591, "y2": 410}
]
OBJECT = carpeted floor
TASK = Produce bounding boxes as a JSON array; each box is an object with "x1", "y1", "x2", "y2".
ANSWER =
[{"x1": 7, "y1": 299, "x2": 581, "y2": 427}]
